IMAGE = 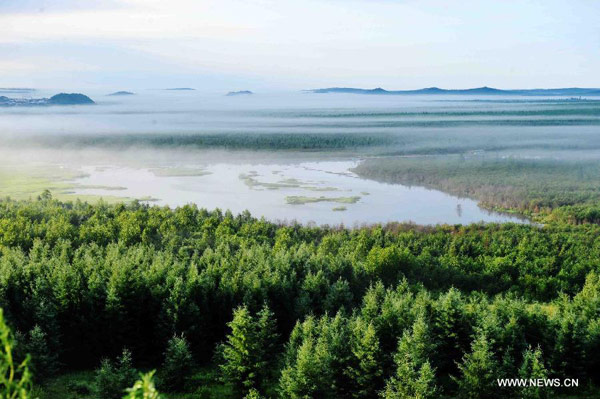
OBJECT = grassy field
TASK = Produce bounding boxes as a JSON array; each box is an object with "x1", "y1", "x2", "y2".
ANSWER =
[{"x1": 0, "y1": 164, "x2": 130, "y2": 203}]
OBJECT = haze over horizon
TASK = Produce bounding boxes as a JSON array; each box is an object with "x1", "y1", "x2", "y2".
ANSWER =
[{"x1": 1, "y1": 0, "x2": 599, "y2": 92}]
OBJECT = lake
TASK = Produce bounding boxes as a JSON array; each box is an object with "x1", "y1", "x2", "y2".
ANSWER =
[{"x1": 71, "y1": 160, "x2": 526, "y2": 226}]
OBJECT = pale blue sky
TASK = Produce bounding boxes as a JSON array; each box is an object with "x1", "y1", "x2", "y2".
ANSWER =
[{"x1": 1, "y1": 0, "x2": 599, "y2": 91}]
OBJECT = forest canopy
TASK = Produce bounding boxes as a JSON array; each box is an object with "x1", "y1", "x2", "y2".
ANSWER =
[{"x1": 1, "y1": 194, "x2": 599, "y2": 398}]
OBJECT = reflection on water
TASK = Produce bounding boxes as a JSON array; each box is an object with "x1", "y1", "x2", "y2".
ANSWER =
[{"x1": 73, "y1": 160, "x2": 527, "y2": 226}]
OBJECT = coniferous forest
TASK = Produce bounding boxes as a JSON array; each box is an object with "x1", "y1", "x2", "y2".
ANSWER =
[{"x1": 1, "y1": 192, "x2": 600, "y2": 398}]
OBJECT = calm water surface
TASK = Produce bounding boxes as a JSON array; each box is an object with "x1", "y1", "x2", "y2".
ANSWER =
[{"x1": 73, "y1": 160, "x2": 527, "y2": 226}]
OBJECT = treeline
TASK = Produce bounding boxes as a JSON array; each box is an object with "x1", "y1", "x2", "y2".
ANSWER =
[
  {"x1": 353, "y1": 156, "x2": 600, "y2": 219},
  {"x1": 15, "y1": 132, "x2": 395, "y2": 152},
  {"x1": 1, "y1": 195, "x2": 600, "y2": 397}
]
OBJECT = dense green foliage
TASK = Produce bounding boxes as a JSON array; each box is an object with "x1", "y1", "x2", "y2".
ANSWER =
[
  {"x1": 219, "y1": 305, "x2": 278, "y2": 397},
  {"x1": 159, "y1": 335, "x2": 193, "y2": 391},
  {"x1": 1, "y1": 196, "x2": 600, "y2": 397},
  {"x1": 94, "y1": 349, "x2": 138, "y2": 399},
  {"x1": 124, "y1": 372, "x2": 161, "y2": 399},
  {"x1": 16, "y1": 325, "x2": 58, "y2": 383},
  {"x1": 0, "y1": 309, "x2": 32, "y2": 399}
]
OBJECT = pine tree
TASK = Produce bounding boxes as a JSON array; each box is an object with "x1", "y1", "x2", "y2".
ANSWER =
[
  {"x1": 413, "y1": 362, "x2": 437, "y2": 399},
  {"x1": 552, "y1": 313, "x2": 586, "y2": 381},
  {"x1": 431, "y1": 288, "x2": 469, "y2": 376},
  {"x1": 279, "y1": 335, "x2": 333, "y2": 399},
  {"x1": 325, "y1": 313, "x2": 353, "y2": 397},
  {"x1": 254, "y1": 304, "x2": 279, "y2": 387},
  {"x1": 346, "y1": 318, "x2": 382, "y2": 399},
  {"x1": 382, "y1": 313, "x2": 437, "y2": 399},
  {"x1": 24, "y1": 325, "x2": 58, "y2": 382},
  {"x1": 220, "y1": 306, "x2": 257, "y2": 394},
  {"x1": 220, "y1": 304, "x2": 278, "y2": 397},
  {"x1": 453, "y1": 333, "x2": 499, "y2": 399},
  {"x1": 117, "y1": 349, "x2": 138, "y2": 389},
  {"x1": 95, "y1": 348, "x2": 138, "y2": 399},
  {"x1": 519, "y1": 346, "x2": 551, "y2": 399},
  {"x1": 159, "y1": 334, "x2": 193, "y2": 391},
  {"x1": 243, "y1": 388, "x2": 264, "y2": 399}
]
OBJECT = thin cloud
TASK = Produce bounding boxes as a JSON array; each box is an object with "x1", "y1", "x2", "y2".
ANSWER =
[
  {"x1": 0, "y1": 0, "x2": 598, "y2": 90},
  {"x1": 0, "y1": 0, "x2": 123, "y2": 14}
]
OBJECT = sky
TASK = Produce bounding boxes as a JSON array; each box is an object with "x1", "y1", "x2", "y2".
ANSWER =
[{"x1": 1, "y1": 0, "x2": 599, "y2": 91}]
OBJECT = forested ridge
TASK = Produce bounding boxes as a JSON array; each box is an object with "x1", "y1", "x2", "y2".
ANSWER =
[{"x1": 1, "y1": 194, "x2": 600, "y2": 398}]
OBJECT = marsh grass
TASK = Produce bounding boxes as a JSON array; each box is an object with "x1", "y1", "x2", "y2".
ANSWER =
[
  {"x1": 0, "y1": 164, "x2": 141, "y2": 203},
  {"x1": 285, "y1": 195, "x2": 360, "y2": 205}
]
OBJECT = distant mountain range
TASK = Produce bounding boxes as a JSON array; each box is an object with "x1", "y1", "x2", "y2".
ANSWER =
[
  {"x1": 0, "y1": 93, "x2": 94, "y2": 106},
  {"x1": 310, "y1": 86, "x2": 600, "y2": 96},
  {"x1": 226, "y1": 90, "x2": 253, "y2": 96},
  {"x1": 0, "y1": 88, "x2": 36, "y2": 94},
  {"x1": 108, "y1": 91, "x2": 135, "y2": 96}
]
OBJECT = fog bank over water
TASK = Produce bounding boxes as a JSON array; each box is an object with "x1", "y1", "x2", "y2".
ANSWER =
[{"x1": 2, "y1": 89, "x2": 598, "y2": 224}]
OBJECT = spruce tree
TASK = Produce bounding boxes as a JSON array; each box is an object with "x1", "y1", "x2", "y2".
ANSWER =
[
  {"x1": 346, "y1": 318, "x2": 382, "y2": 399},
  {"x1": 382, "y1": 313, "x2": 437, "y2": 399},
  {"x1": 325, "y1": 313, "x2": 353, "y2": 397},
  {"x1": 552, "y1": 313, "x2": 586, "y2": 381},
  {"x1": 159, "y1": 334, "x2": 193, "y2": 391},
  {"x1": 220, "y1": 306, "x2": 257, "y2": 394},
  {"x1": 279, "y1": 335, "x2": 333, "y2": 399},
  {"x1": 453, "y1": 333, "x2": 499, "y2": 399},
  {"x1": 254, "y1": 304, "x2": 279, "y2": 387},
  {"x1": 243, "y1": 388, "x2": 264, "y2": 399},
  {"x1": 519, "y1": 346, "x2": 551, "y2": 399},
  {"x1": 24, "y1": 325, "x2": 58, "y2": 382},
  {"x1": 95, "y1": 348, "x2": 138, "y2": 399},
  {"x1": 220, "y1": 304, "x2": 278, "y2": 397}
]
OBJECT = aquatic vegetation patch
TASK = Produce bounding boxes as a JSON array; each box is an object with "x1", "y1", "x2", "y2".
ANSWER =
[
  {"x1": 285, "y1": 195, "x2": 361, "y2": 205},
  {"x1": 75, "y1": 184, "x2": 128, "y2": 191},
  {"x1": 305, "y1": 186, "x2": 340, "y2": 192},
  {"x1": 239, "y1": 173, "x2": 340, "y2": 192},
  {"x1": 239, "y1": 173, "x2": 302, "y2": 190},
  {"x1": 0, "y1": 164, "x2": 135, "y2": 203}
]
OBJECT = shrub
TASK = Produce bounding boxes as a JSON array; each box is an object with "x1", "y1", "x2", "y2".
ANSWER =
[
  {"x1": 95, "y1": 348, "x2": 138, "y2": 399},
  {"x1": 243, "y1": 388, "x2": 264, "y2": 399},
  {"x1": 67, "y1": 380, "x2": 92, "y2": 396},
  {"x1": 0, "y1": 308, "x2": 32, "y2": 399},
  {"x1": 124, "y1": 371, "x2": 161, "y2": 399},
  {"x1": 159, "y1": 334, "x2": 193, "y2": 391},
  {"x1": 23, "y1": 325, "x2": 59, "y2": 382}
]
